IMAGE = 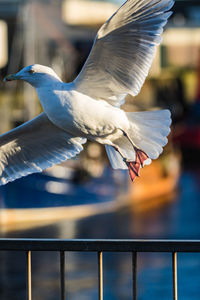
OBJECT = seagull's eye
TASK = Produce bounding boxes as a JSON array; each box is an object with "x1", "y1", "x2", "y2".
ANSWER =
[{"x1": 28, "y1": 70, "x2": 35, "y2": 74}]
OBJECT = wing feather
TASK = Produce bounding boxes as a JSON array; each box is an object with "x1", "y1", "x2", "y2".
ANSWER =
[
  {"x1": 74, "y1": 0, "x2": 174, "y2": 106},
  {"x1": 0, "y1": 113, "x2": 86, "y2": 185}
]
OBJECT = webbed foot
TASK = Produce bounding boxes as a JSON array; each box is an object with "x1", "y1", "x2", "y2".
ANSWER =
[
  {"x1": 134, "y1": 148, "x2": 149, "y2": 168},
  {"x1": 126, "y1": 161, "x2": 140, "y2": 181},
  {"x1": 126, "y1": 148, "x2": 149, "y2": 181}
]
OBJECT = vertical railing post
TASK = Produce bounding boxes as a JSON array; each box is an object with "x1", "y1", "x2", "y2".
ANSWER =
[
  {"x1": 132, "y1": 252, "x2": 137, "y2": 300},
  {"x1": 98, "y1": 251, "x2": 103, "y2": 300},
  {"x1": 26, "y1": 250, "x2": 32, "y2": 300},
  {"x1": 60, "y1": 251, "x2": 65, "y2": 300},
  {"x1": 172, "y1": 252, "x2": 178, "y2": 300}
]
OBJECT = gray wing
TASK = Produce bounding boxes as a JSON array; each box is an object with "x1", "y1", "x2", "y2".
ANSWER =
[
  {"x1": 0, "y1": 113, "x2": 86, "y2": 185},
  {"x1": 74, "y1": 0, "x2": 174, "y2": 106}
]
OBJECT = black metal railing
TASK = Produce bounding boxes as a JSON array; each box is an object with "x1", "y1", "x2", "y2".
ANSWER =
[{"x1": 1, "y1": 239, "x2": 200, "y2": 300}]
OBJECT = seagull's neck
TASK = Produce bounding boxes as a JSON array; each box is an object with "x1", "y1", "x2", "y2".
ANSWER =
[
  {"x1": 35, "y1": 81, "x2": 73, "y2": 104},
  {"x1": 37, "y1": 80, "x2": 75, "y2": 92},
  {"x1": 33, "y1": 77, "x2": 62, "y2": 89}
]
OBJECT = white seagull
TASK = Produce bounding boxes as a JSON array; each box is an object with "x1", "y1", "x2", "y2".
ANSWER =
[{"x1": 2, "y1": 0, "x2": 174, "y2": 185}]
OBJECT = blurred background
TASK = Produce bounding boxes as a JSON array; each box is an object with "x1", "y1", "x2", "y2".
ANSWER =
[{"x1": 0, "y1": 0, "x2": 200, "y2": 299}]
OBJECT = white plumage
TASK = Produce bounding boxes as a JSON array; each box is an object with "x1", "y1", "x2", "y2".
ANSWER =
[{"x1": 2, "y1": 0, "x2": 174, "y2": 185}]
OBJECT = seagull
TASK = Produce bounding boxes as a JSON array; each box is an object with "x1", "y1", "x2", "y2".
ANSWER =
[{"x1": 2, "y1": 0, "x2": 173, "y2": 185}]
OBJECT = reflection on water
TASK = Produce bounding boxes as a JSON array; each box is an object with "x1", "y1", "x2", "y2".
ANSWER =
[{"x1": 1, "y1": 169, "x2": 200, "y2": 299}]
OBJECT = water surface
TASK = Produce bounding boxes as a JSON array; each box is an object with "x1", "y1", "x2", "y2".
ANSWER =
[{"x1": 0, "y1": 169, "x2": 200, "y2": 300}]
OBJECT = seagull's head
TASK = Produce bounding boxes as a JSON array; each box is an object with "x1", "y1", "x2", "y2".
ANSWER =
[{"x1": 3, "y1": 64, "x2": 62, "y2": 88}]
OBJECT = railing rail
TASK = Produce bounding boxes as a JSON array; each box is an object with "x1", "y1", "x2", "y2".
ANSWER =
[
  {"x1": 1, "y1": 239, "x2": 200, "y2": 300},
  {"x1": 1, "y1": 238, "x2": 200, "y2": 252}
]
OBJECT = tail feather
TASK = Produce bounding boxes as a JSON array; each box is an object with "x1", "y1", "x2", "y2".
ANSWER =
[
  {"x1": 105, "y1": 109, "x2": 171, "y2": 173},
  {"x1": 135, "y1": 122, "x2": 170, "y2": 140},
  {"x1": 127, "y1": 109, "x2": 171, "y2": 160}
]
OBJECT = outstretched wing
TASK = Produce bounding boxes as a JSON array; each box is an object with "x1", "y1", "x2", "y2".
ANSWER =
[
  {"x1": 74, "y1": 0, "x2": 174, "y2": 106},
  {"x1": 0, "y1": 113, "x2": 86, "y2": 185}
]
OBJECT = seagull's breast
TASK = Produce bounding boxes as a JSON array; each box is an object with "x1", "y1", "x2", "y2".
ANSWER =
[
  {"x1": 36, "y1": 86, "x2": 129, "y2": 138},
  {"x1": 36, "y1": 87, "x2": 81, "y2": 135}
]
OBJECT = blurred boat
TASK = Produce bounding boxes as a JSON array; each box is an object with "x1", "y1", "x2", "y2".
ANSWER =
[
  {"x1": 129, "y1": 151, "x2": 180, "y2": 212},
  {"x1": 0, "y1": 141, "x2": 180, "y2": 230}
]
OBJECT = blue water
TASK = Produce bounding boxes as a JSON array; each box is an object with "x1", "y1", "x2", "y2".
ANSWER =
[
  {"x1": 0, "y1": 168, "x2": 128, "y2": 208},
  {"x1": 1, "y1": 168, "x2": 200, "y2": 300}
]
